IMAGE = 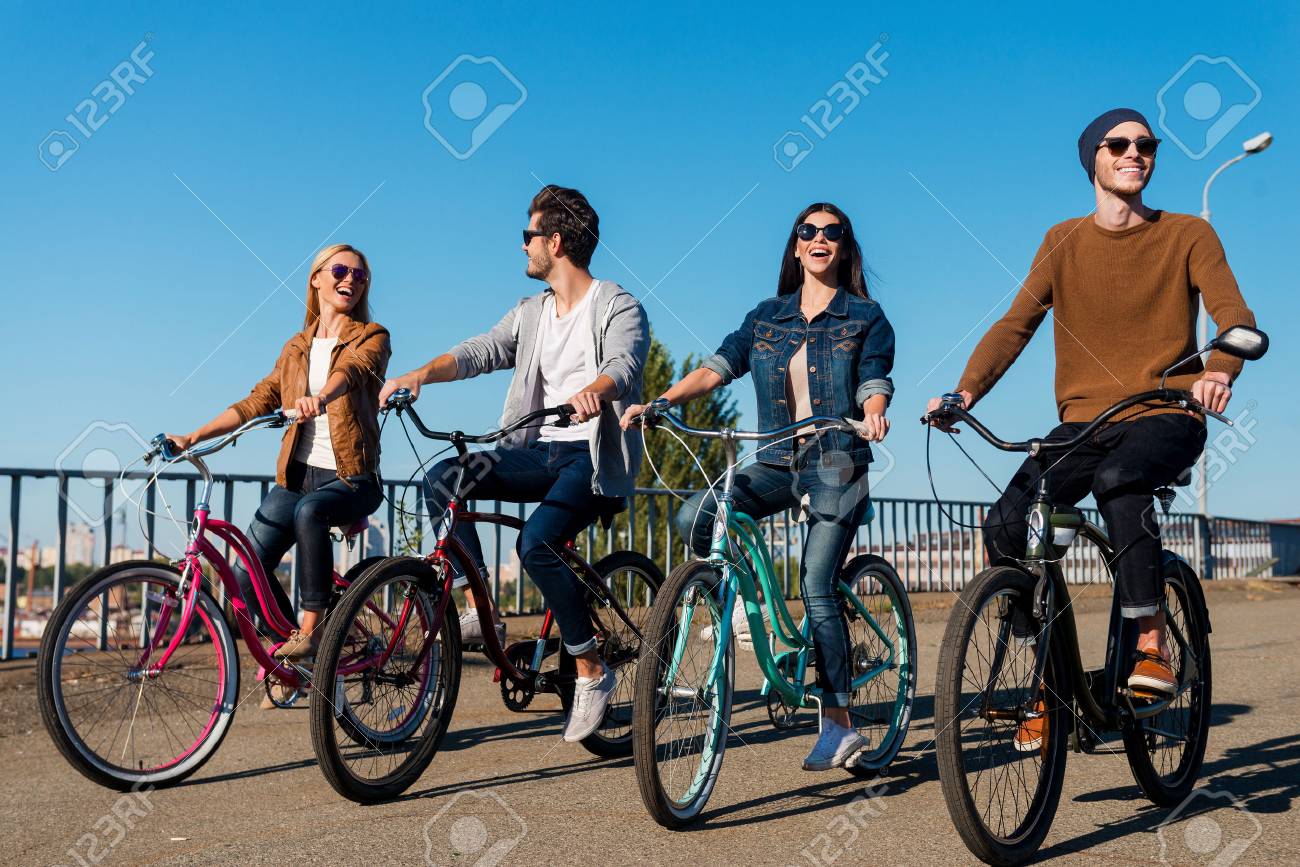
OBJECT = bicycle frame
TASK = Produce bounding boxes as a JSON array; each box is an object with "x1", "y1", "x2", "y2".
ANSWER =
[
  {"x1": 662, "y1": 438, "x2": 900, "y2": 712},
  {"x1": 423, "y1": 463, "x2": 647, "y2": 685},
  {"x1": 1004, "y1": 476, "x2": 1202, "y2": 735},
  {"x1": 133, "y1": 458, "x2": 399, "y2": 692}
]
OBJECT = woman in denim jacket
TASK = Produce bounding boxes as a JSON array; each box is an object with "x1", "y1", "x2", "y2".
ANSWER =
[{"x1": 621, "y1": 202, "x2": 894, "y2": 770}]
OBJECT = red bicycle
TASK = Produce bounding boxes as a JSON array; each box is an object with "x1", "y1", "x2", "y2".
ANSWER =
[
  {"x1": 308, "y1": 391, "x2": 661, "y2": 803},
  {"x1": 36, "y1": 411, "x2": 429, "y2": 790}
]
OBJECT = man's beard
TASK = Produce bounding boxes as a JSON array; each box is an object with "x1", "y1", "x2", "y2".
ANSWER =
[{"x1": 526, "y1": 251, "x2": 553, "y2": 281}]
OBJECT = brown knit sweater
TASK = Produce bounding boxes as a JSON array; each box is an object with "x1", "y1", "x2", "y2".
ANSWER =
[{"x1": 957, "y1": 211, "x2": 1256, "y2": 423}]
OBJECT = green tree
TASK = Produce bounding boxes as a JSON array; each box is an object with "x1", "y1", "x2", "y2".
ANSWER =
[{"x1": 631, "y1": 330, "x2": 741, "y2": 577}]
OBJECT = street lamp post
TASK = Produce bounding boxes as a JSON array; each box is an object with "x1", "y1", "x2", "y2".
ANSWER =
[{"x1": 1195, "y1": 131, "x2": 1273, "y2": 516}]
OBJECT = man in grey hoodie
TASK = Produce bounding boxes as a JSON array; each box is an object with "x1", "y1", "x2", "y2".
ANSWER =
[{"x1": 379, "y1": 185, "x2": 649, "y2": 743}]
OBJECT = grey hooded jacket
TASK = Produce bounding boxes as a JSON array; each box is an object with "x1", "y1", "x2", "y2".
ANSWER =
[{"x1": 447, "y1": 280, "x2": 649, "y2": 498}]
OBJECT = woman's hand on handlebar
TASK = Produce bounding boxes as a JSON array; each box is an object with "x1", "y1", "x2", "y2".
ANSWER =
[
  {"x1": 293, "y1": 394, "x2": 326, "y2": 420},
  {"x1": 925, "y1": 390, "x2": 972, "y2": 433},
  {"x1": 1192, "y1": 372, "x2": 1232, "y2": 415},
  {"x1": 620, "y1": 403, "x2": 649, "y2": 431},
  {"x1": 163, "y1": 432, "x2": 194, "y2": 452},
  {"x1": 857, "y1": 411, "x2": 890, "y2": 442}
]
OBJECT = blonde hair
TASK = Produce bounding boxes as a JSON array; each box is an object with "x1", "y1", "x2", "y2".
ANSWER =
[{"x1": 304, "y1": 243, "x2": 372, "y2": 329}]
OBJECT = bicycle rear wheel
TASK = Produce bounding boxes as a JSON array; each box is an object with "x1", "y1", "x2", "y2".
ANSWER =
[
  {"x1": 1122, "y1": 556, "x2": 1212, "y2": 806},
  {"x1": 309, "y1": 556, "x2": 461, "y2": 803},
  {"x1": 632, "y1": 560, "x2": 734, "y2": 828},
  {"x1": 840, "y1": 555, "x2": 917, "y2": 776},
  {"x1": 36, "y1": 561, "x2": 238, "y2": 790},
  {"x1": 935, "y1": 566, "x2": 1069, "y2": 865},
  {"x1": 558, "y1": 550, "x2": 662, "y2": 758}
]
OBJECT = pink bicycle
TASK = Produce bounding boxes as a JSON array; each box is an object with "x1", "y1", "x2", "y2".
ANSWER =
[{"x1": 36, "y1": 410, "x2": 439, "y2": 790}]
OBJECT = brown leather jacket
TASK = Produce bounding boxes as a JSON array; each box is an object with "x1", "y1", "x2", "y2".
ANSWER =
[{"x1": 229, "y1": 318, "x2": 391, "y2": 487}]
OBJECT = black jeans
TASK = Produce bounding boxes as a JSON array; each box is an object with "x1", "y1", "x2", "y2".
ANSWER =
[
  {"x1": 423, "y1": 441, "x2": 622, "y2": 655},
  {"x1": 675, "y1": 444, "x2": 871, "y2": 709},
  {"x1": 982, "y1": 414, "x2": 1206, "y2": 618},
  {"x1": 235, "y1": 460, "x2": 382, "y2": 618}
]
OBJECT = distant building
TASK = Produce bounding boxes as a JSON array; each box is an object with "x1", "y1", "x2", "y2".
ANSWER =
[{"x1": 66, "y1": 523, "x2": 97, "y2": 566}]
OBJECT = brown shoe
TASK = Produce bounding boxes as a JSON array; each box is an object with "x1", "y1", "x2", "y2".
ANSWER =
[
  {"x1": 1014, "y1": 697, "x2": 1048, "y2": 755},
  {"x1": 260, "y1": 681, "x2": 294, "y2": 710},
  {"x1": 1128, "y1": 650, "x2": 1176, "y2": 698},
  {"x1": 273, "y1": 629, "x2": 318, "y2": 662}
]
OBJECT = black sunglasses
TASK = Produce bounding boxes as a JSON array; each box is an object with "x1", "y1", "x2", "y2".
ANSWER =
[
  {"x1": 522, "y1": 229, "x2": 550, "y2": 244},
  {"x1": 795, "y1": 222, "x2": 845, "y2": 242},
  {"x1": 1097, "y1": 136, "x2": 1161, "y2": 157},
  {"x1": 318, "y1": 264, "x2": 369, "y2": 284}
]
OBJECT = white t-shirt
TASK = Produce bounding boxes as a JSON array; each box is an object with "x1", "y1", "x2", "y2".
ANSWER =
[
  {"x1": 537, "y1": 282, "x2": 597, "y2": 442},
  {"x1": 292, "y1": 337, "x2": 338, "y2": 469}
]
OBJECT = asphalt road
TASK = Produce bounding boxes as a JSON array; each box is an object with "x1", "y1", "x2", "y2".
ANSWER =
[{"x1": 3, "y1": 579, "x2": 1297, "y2": 866}]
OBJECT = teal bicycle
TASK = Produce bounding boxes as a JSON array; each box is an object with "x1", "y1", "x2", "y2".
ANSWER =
[{"x1": 630, "y1": 408, "x2": 916, "y2": 828}]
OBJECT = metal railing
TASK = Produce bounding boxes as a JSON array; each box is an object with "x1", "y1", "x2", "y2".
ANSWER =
[{"x1": 4, "y1": 466, "x2": 1298, "y2": 659}]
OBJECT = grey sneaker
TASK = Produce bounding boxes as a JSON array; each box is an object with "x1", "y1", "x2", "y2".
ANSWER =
[
  {"x1": 700, "y1": 603, "x2": 766, "y2": 650},
  {"x1": 802, "y1": 720, "x2": 868, "y2": 771},
  {"x1": 562, "y1": 666, "x2": 616, "y2": 742},
  {"x1": 459, "y1": 611, "x2": 505, "y2": 649}
]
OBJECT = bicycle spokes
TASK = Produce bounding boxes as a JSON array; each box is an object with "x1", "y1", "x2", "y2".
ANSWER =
[
  {"x1": 41, "y1": 567, "x2": 235, "y2": 782},
  {"x1": 953, "y1": 587, "x2": 1058, "y2": 841}
]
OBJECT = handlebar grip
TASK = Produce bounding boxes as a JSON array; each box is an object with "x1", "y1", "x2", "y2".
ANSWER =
[
  {"x1": 159, "y1": 436, "x2": 182, "y2": 462},
  {"x1": 553, "y1": 403, "x2": 577, "y2": 428}
]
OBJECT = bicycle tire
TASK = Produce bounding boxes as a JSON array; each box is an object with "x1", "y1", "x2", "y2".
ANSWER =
[
  {"x1": 840, "y1": 555, "x2": 917, "y2": 776},
  {"x1": 935, "y1": 566, "x2": 1069, "y2": 865},
  {"x1": 37, "y1": 561, "x2": 239, "y2": 790},
  {"x1": 1121, "y1": 556, "x2": 1212, "y2": 806},
  {"x1": 309, "y1": 556, "x2": 461, "y2": 803},
  {"x1": 632, "y1": 560, "x2": 734, "y2": 828}
]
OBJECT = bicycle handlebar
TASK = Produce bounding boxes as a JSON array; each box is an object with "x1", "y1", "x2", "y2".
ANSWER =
[
  {"x1": 920, "y1": 388, "x2": 1232, "y2": 456},
  {"x1": 635, "y1": 400, "x2": 865, "y2": 442},
  {"x1": 383, "y1": 387, "x2": 576, "y2": 444},
  {"x1": 148, "y1": 410, "x2": 295, "y2": 464}
]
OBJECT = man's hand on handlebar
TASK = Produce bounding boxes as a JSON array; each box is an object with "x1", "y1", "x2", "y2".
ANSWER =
[
  {"x1": 566, "y1": 390, "x2": 603, "y2": 423},
  {"x1": 379, "y1": 375, "x2": 421, "y2": 410},
  {"x1": 924, "y1": 390, "x2": 973, "y2": 433},
  {"x1": 1191, "y1": 372, "x2": 1232, "y2": 415}
]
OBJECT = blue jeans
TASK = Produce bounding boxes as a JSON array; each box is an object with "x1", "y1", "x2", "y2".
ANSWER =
[
  {"x1": 676, "y1": 447, "x2": 870, "y2": 709},
  {"x1": 234, "y1": 461, "x2": 382, "y2": 617},
  {"x1": 423, "y1": 441, "x2": 621, "y2": 655}
]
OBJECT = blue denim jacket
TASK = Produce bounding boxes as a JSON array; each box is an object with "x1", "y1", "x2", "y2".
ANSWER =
[{"x1": 702, "y1": 286, "x2": 895, "y2": 467}]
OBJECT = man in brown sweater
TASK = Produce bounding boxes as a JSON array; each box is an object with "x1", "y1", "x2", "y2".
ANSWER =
[{"x1": 927, "y1": 107, "x2": 1256, "y2": 711}]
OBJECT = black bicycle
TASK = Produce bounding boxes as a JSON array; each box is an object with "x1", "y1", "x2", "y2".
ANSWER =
[{"x1": 925, "y1": 325, "x2": 1267, "y2": 865}]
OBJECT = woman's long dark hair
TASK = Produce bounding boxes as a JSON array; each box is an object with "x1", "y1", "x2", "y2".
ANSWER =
[{"x1": 776, "y1": 202, "x2": 871, "y2": 298}]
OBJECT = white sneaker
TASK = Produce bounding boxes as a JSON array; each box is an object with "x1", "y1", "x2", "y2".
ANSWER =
[
  {"x1": 459, "y1": 611, "x2": 506, "y2": 648},
  {"x1": 802, "y1": 719, "x2": 868, "y2": 771},
  {"x1": 563, "y1": 666, "x2": 616, "y2": 742},
  {"x1": 700, "y1": 602, "x2": 766, "y2": 649}
]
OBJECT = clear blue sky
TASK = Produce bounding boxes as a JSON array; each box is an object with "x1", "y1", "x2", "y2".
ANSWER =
[{"x1": 3, "y1": 2, "x2": 1297, "y2": 551}]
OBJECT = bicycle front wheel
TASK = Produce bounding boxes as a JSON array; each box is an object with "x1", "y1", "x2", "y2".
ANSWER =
[
  {"x1": 840, "y1": 555, "x2": 917, "y2": 776},
  {"x1": 309, "y1": 556, "x2": 461, "y2": 803},
  {"x1": 36, "y1": 561, "x2": 239, "y2": 790},
  {"x1": 632, "y1": 560, "x2": 734, "y2": 828},
  {"x1": 934, "y1": 566, "x2": 1069, "y2": 865},
  {"x1": 1122, "y1": 556, "x2": 1212, "y2": 806}
]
